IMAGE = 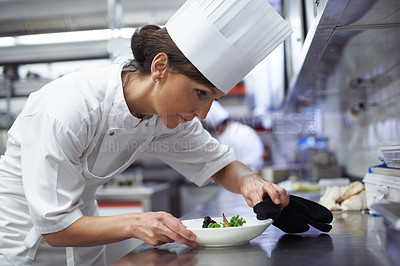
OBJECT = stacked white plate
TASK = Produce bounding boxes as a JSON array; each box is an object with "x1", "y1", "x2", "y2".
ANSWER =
[{"x1": 378, "y1": 142, "x2": 400, "y2": 168}]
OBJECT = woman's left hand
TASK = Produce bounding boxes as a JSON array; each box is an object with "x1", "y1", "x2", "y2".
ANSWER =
[
  {"x1": 239, "y1": 171, "x2": 290, "y2": 209},
  {"x1": 212, "y1": 161, "x2": 290, "y2": 209}
]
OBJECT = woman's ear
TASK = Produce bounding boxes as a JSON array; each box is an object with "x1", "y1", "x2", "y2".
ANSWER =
[{"x1": 151, "y1": 53, "x2": 169, "y2": 82}]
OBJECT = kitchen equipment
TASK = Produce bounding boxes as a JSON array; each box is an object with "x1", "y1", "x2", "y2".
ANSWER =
[
  {"x1": 363, "y1": 173, "x2": 400, "y2": 209},
  {"x1": 0, "y1": 130, "x2": 7, "y2": 155}
]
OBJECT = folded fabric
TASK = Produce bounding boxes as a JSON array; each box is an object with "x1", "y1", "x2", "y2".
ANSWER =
[{"x1": 253, "y1": 195, "x2": 333, "y2": 233}]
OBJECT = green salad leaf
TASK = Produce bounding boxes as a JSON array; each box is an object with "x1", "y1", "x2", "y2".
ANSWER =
[
  {"x1": 203, "y1": 215, "x2": 246, "y2": 228},
  {"x1": 207, "y1": 222, "x2": 222, "y2": 228},
  {"x1": 229, "y1": 215, "x2": 246, "y2": 227}
]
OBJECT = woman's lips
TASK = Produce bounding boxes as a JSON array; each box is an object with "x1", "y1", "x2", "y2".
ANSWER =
[
  {"x1": 179, "y1": 115, "x2": 188, "y2": 123},
  {"x1": 179, "y1": 115, "x2": 193, "y2": 123}
]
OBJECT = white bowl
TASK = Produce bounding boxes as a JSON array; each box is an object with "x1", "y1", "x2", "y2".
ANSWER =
[{"x1": 182, "y1": 217, "x2": 273, "y2": 247}]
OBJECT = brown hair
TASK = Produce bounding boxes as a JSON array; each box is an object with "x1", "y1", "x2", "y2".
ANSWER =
[{"x1": 130, "y1": 25, "x2": 215, "y2": 88}]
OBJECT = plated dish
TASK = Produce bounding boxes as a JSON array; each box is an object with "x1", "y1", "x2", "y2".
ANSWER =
[{"x1": 182, "y1": 216, "x2": 273, "y2": 247}]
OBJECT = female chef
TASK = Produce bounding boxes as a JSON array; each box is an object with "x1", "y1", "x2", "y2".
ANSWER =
[{"x1": 0, "y1": 0, "x2": 292, "y2": 265}]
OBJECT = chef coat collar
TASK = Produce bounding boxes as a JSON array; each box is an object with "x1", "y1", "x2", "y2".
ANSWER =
[{"x1": 111, "y1": 68, "x2": 155, "y2": 130}]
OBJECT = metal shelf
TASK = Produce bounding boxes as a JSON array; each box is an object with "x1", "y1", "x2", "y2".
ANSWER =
[
  {"x1": 0, "y1": 79, "x2": 51, "y2": 98},
  {"x1": 0, "y1": 76, "x2": 12, "y2": 129},
  {"x1": 0, "y1": 40, "x2": 110, "y2": 65}
]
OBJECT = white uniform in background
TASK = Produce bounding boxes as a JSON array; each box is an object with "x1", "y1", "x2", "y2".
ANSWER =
[
  {"x1": 203, "y1": 101, "x2": 265, "y2": 171},
  {"x1": 218, "y1": 121, "x2": 265, "y2": 172},
  {"x1": 0, "y1": 58, "x2": 235, "y2": 266}
]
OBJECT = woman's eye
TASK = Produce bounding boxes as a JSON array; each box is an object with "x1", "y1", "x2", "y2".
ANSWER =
[{"x1": 196, "y1": 89, "x2": 208, "y2": 98}]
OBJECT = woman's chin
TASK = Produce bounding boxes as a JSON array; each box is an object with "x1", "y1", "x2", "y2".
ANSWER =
[
  {"x1": 160, "y1": 115, "x2": 190, "y2": 129},
  {"x1": 161, "y1": 119, "x2": 180, "y2": 129}
]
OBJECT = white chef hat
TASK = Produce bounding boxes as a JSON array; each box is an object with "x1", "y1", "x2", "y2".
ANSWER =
[
  {"x1": 166, "y1": 0, "x2": 292, "y2": 94},
  {"x1": 203, "y1": 100, "x2": 230, "y2": 129}
]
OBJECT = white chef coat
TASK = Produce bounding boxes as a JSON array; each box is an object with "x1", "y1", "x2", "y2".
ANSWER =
[
  {"x1": 0, "y1": 58, "x2": 236, "y2": 266},
  {"x1": 217, "y1": 121, "x2": 264, "y2": 171}
]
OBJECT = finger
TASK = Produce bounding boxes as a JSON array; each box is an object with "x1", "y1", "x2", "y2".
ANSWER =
[
  {"x1": 161, "y1": 215, "x2": 197, "y2": 247},
  {"x1": 245, "y1": 180, "x2": 277, "y2": 207},
  {"x1": 151, "y1": 226, "x2": 182, "y2": 246},
  {"x1": 145, "y1": 213, "x2": 181, "y2": 246},
  {"x1": 147, "y1": 236, "x2": 173, "y2": 246},
  {"x1": 162, "y1": 228, "x2": 197, "y2": 248},
  {"x1": 272, "y1": 184, "x2": 290, "y2": 206},
  {"x1": 168, "y1": 217, "x2": 196, "y2": 241},
  {"x1": 244, "y1": 196, "x2": 256, "y2": 208},
  {"x1": 263, "y1": 183, "x2": 281, "y2": 205},
  {"x1": 166, "y1": 225, "x2": 197, "y2": 247},
  {"x1": 156, "y1": 235, "x2": 175, "y2": 244}
]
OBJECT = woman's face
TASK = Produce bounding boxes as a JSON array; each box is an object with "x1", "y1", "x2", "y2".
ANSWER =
[{"x1": 154, "y1": 71, "x2": 225, "y2": 129}]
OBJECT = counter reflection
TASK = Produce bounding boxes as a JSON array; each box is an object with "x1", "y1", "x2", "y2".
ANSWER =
[{"x1": 112, "y1": 242, "x2": 268, "y2": 266}]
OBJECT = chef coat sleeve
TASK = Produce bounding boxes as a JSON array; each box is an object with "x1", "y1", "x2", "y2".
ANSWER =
[
  {"x1": 19, "y1": 112, "x2": 85, "y2": 234},
  {"x1": 147, "y1": 119, "x2": 236, "y2": 186}
]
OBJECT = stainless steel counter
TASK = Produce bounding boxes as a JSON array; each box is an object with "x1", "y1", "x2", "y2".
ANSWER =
[{"x1": 112, "y1": 189, "x2": 398, "y2": 266}]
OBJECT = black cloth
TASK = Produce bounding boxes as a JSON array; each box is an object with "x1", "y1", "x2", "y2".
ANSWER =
[{"x1": 253, "y1": 195, "x2": 333, "y2": 233}]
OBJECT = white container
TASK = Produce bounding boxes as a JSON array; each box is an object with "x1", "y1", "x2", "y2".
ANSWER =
[{"x1": 363, "y1": 173, "x2": 400, "y2": 209}]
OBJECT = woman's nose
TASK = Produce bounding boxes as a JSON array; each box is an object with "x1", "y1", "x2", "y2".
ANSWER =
[
  {"x1": 196, "y1": 112, "x2": 207, "y2": 120},
  {"x1": 195, "y1": 103, "x2": 212, "y2": 119}
]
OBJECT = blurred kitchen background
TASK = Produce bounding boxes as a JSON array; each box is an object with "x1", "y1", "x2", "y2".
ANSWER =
[{"x1": 0, "y1": 0, "x2": 399, "y2": 253}]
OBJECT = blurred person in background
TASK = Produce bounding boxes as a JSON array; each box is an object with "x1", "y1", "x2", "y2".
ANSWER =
[{"x1": 203, "y1": 101, "x2": 265, "y2": 172}]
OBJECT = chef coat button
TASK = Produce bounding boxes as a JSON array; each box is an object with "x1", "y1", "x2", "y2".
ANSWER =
[{"x1": 109, "y1": 131, "x2": 115, "y2": 136}]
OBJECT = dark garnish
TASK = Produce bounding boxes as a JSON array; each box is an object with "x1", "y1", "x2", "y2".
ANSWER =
[{"x1": 202, "y1": 216, "x2": 218, "y2": 228}]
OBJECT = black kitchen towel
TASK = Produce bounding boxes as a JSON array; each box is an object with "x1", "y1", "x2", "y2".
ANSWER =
[
  {"x1": 253, "y1": 194, "x2": 281, "y2": 220},
  {"x1": 253, "y1": 195, "x2": 333, "y2": 233}
]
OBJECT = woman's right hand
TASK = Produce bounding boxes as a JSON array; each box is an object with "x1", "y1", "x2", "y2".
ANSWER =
[{"x1": 131, "y1": 212, "x2": 197, "y2": 248}]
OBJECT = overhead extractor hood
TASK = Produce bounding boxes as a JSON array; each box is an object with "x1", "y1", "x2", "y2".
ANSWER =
[{"x1": 283, "y1": 0, "x2": 400, "y2": 113}]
